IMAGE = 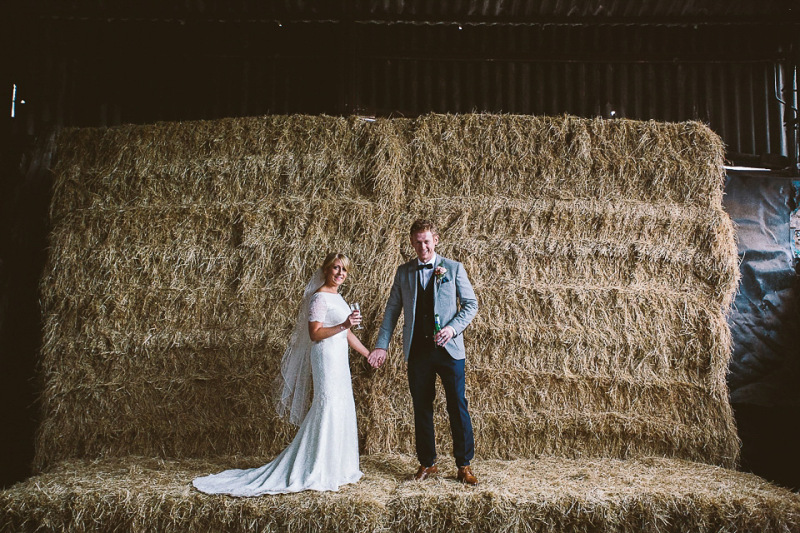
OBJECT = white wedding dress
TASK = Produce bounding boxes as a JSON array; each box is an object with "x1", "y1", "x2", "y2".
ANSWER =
[{"x1": 192, "y1": 291, "x2": 363, "y2": 496}]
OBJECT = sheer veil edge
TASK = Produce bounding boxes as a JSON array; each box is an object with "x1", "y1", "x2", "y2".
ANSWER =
[{"x1": 274, "y1": 267, "x2": 326, "y2": 426}]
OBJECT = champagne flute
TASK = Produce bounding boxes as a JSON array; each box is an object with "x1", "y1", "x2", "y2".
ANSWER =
[{"x1": 349, "y1": 302, "x2": 363, "y2": 330}]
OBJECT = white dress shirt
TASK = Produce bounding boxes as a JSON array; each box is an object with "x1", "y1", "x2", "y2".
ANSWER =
[{"x1": 417, "y1": 253, "x2": 437, "y2": 289}]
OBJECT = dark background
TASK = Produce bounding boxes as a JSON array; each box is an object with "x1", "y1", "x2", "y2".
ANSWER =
[{"x1": 2, "y1": 0, "x2": 799, "y2": 490}]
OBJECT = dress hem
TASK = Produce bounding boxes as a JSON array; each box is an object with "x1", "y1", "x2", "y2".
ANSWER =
[{"x1": 192, "y1": 471, "x2": 364, "y2": 497}]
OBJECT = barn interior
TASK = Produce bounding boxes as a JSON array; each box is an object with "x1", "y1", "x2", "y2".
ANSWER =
[{"x1": 1, "y1": 1, "x2": 799, "y2": 529}]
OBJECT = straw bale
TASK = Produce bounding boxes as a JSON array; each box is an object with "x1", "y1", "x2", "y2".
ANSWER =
[
  {"x1": 402, "y1": 197, "x2": 737, "y2": 306},
  {"x1": 36, "y1": 197, "x2": 403, "y2": 468},
  {"x1": 364, "y1": 367, "x2": 738, "y2": 466},
  {"x1": 10, "y1": 112, "x2": 799, "y2": 532},
  {"x1": 387, "y1": 454, "x2": 800, "y2": 533},
  {"x1": 50, "y1": 115, "x2": 409, "y2": 219},
  {"x1": 408, "y1": 114, "x2": 726, "y2": 206},
  {"x1": 408, "y1": 114, "x2": 591, "y2": 199},
  {"x1": 0, "y1": 456, "x2": 395, "y2": 532},
  {"x1": 2, "y1": 454, "x2": 798, "y2": 532},
  {"x1": 35, "y1": 113, "x2": 740, "y2": 473},
  {"x1": 583, "y1": 118, "x2": 727, "y2": 206}
]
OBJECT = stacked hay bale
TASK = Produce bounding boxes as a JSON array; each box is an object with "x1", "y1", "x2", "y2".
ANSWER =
[
  {"x1": 365, "y1": 114, "x2": 740, "y2": 467},
  {"x1": 37, "y1": 114, "x2": 737, "y2": 469},
  {"x1": 7, "y1": 113, "x2": 799, "y2": 532},
  {"x1": 3, "y1": 453, "x2": 798, "y2": 532},
  {"x1": 36, "y1": 115, "x2": 410, "y2": 466}
]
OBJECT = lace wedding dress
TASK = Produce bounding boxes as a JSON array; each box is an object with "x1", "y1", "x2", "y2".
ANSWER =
[{"x1": 192, "y1": 291, "x2": 362, "y2": 496}]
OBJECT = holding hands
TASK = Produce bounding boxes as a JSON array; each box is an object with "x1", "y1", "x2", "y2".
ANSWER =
[{"x1": 367, "y1": 348, "x2": 387, "y2": 368}]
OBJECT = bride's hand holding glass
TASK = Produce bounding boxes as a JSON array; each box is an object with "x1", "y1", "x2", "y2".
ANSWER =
[
  {"x1": 343, "y1": 308, "x2": 361, "y2": 330},
  {"x1": 348, "y1": 302, "x2": 363, "y2": 330}
]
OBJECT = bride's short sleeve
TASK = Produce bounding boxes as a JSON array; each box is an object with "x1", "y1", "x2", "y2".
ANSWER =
[{"x1": 308, "y1": 293, "x2": 328, "y2": 323}]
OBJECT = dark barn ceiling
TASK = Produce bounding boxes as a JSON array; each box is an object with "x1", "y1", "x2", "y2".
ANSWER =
[
  {"x1": 2, "y1": 1, "x2": 799, "y2": 158},
  {"x1": 10, "y1": 0, "x2": 799, "y2": 22}
]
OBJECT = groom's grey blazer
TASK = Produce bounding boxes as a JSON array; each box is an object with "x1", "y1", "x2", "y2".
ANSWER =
[{"x1": 376, "y1": 255, "x2": 478, "y2": 361}]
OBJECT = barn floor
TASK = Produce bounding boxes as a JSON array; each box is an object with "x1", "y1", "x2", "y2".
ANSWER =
[{"x1": 2, "y1": 453, "x2": 798, "y2": 532}]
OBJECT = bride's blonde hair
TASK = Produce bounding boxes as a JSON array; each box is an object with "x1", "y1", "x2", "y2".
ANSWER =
[{"x1": 321, "y1": 252, "x2": 351, "y2": 275}]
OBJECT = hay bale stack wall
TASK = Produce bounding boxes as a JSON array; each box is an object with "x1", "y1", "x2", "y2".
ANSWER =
[{"x1": 36, "y1": 113, "x2": 739, "y2": 473}]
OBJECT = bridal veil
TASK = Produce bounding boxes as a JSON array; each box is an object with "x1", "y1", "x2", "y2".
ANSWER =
[{"x1": 274, "y1": 267, "x2": 326, "y2": 425}]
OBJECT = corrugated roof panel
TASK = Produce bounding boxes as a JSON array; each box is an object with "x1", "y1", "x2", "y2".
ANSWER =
[{"x1": 21, "y1": 0, "x2": 800, "y2": 22}]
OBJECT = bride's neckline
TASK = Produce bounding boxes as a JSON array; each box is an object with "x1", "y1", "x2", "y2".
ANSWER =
[{"x1": 315, "y1": 288, "x2": 340, "y2": 295}]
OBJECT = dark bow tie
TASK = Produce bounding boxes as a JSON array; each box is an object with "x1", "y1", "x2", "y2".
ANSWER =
[{"x1": 417, "y1": 263, "x2": 434, "y2": 271}]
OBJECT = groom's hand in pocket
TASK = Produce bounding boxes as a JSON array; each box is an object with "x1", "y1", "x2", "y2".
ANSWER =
[{"x1": 367, "y1": 348, "x2": 387, "y2": 368}]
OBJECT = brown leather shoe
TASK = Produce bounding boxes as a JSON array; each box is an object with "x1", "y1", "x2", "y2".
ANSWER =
[
  {"x1": 413, "y1": 464, "x2": 439, "y2": 481},
  {"x1": 457, "y1": 465, "x2": 478, "y2": 485}
]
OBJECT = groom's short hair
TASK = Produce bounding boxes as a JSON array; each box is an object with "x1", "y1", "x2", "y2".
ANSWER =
[{"x1": 409, "y1": 219, "x2": 439, "y2": 237}]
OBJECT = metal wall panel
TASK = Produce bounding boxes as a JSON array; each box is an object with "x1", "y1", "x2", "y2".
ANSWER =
[
  {"x1": 7, "y1": 14, "x2": 798, "y2": 163},
  {"x1": 355, "y1": 56, "x2": 787, "y2": 157},
  {"x1": 20, "y1": 0, "x2": 798, "y2": 21}
]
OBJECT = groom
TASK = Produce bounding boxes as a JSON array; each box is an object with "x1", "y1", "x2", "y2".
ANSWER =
[{"x1": 368, "y1": 219, "x2": 479, "y2": 484}]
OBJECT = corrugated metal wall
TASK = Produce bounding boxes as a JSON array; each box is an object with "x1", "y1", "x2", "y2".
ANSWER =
[
  {"x1": 356, "y1": 57, "x2": 787, "y2": 156},
  {"x1": 7, "y1": 10, "x2": 799, "y2": 163},
  {"x1": 351, "y1": 22, "x2": 795, "y2": 159},
  {"x1": 16, "y1": 0, "x2": 797, "y2": 21}
]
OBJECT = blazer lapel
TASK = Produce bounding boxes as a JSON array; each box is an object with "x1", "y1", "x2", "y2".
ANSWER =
[
  {"x1": 433, "y1": 256, "x2": 447, "y2": 304},
  {"x1": 406, "y1": 261, "x2": 418, "y2": 309}
]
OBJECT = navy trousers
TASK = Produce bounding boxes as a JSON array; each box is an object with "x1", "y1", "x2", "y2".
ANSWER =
[{"x1": 407, "y1": 341, "x2": 475, "y2": 468}]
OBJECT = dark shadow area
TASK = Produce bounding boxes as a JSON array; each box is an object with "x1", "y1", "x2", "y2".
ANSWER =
[
  {"x1": 0, "y1": 125, "x2": 55, "y2": 489},
  {"x1": 734, "y1": 403, "x2": 800, "y2": 491}
]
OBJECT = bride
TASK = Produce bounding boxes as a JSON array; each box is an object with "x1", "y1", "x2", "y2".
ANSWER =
[{"x1": 193, "y1": 252, "x2": 370, "y2": 496}]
